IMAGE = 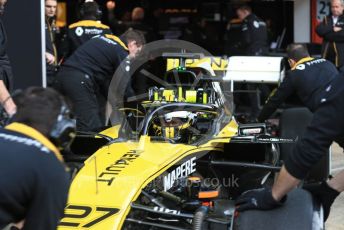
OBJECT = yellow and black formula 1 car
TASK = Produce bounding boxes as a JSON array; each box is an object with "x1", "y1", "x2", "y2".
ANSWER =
[{"x1": 59, "y1": 53, "x2": 323, "y2": 230}]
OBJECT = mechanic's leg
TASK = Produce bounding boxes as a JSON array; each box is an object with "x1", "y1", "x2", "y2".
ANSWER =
[
  {"x1": 286, "y1": 92, "x2": 344, "y2": 220},
  {"x1": 57, "y1": 68, "x2": 103, "y2": 131},
  {"x1": 285, "y1": 105, "x2": 344, "y2": 219},
  {"x1": 96, "y1": 92, "x2": 107, "y2": 126},
  {"x1": 285, "y1": 102, "x2": 344, "y2": 179}
]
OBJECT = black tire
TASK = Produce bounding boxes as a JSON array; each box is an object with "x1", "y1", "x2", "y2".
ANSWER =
[
  {"x1": 279, "y1": 107, "x2": 329, "y2": 182},
  {"x1": 233, "y1": 189, "x2": 324, "y2": 230}
]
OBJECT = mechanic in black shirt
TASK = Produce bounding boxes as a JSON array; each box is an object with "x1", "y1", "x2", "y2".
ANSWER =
[
  {"x1": 63, "y1": 0, "x2": 112, "y2": 57},
  {"x1": 236, "y1": 72, "x2": 344, "y2": 221},
  {"x1": 0, "y1": 0, "x2": 16, "y2": 118},
  {"x1": 236, "y1": 4, "x2": 269, "y2": 120},
  {"x1": 56, "y1": 30, "x2": 145, "y2": 131},
  {"x1": 0, "y1": 87, "x2": 76, "y2": 230},
  {"x1": 257, "y1": 43, "x2": 338, "y2": 122},
  {"x1": 236, "y1": 4, "x2": 268, "y2": 56}
]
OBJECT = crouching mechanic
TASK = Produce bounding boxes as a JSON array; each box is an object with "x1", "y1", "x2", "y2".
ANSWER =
[
  {"x1": 257, "y1": 43, "x2": 338, "y2": 122},
  {"x1": 56, "y1": 30, "x2": 145, "y2": 131},
  {"x1": 236, "y1": 74, "x2": 344, "y2": 221},
  {"x1": 0, "y1": 87, "x2": 76, "y2": 229}
]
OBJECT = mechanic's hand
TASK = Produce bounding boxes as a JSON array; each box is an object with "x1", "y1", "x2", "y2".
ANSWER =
[
  {"x1": 45, "y1": 52, "x2": 55, "y2": 65},
  {"x1": 303, "y1": 181, "x2": 340, "y2": 221},
  {"x1": 3, "y1": 97, "x2": 16, "y2": 116},
  {"x1": 333, "y1": 26, "x2": 342, "y2": 32},
  {"x1": 235, "y1": 187, "x2": 286, "y2": 212}
]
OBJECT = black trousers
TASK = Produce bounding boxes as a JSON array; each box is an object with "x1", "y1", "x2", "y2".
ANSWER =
[
  {"x1": 46, "y1": 64, "x2": 58, "y2": 87},
  {"x1": 285, "y1": 76, "x2": 344, "y2": 179},
  {"x1": 56, "y1": 67, "x2": 105, "y2": 131}
]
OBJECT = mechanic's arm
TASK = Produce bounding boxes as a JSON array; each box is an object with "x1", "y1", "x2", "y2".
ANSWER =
[
  {"x1": 271, "y1": 166, "x2": 300, "y2": 201},
  {"x1": 0, "y1": 80, "x2": 16, "y2": 115},
  {"x1": 257, "y1": 74, "x2": 294, "y2": 122},
  {"x1": 323, "y1": 29, "x2": 344, "y2": 42},
  {"x1": 315, "y1": 18, "x2": 333, "y2": 37},
  {"x1": 240, "y1": 22, "x2": 251, "y2": 48}
]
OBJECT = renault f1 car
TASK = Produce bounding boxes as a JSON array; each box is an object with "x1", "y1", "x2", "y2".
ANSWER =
[{"x1": 59, "y1": 53, "x2": 324, "y2": 230}]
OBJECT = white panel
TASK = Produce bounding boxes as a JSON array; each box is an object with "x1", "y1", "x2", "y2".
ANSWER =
[
  {"x1": 223, "y1": 56, "x2": 284, "y2": 84},
  {"x1": 41, "y1": 0, "x2": 47, "y2": 87}
]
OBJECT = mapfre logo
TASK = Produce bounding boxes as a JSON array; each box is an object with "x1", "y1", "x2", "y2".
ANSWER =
[
  {"x1": 163, "y1": 157, "x2": 196, "y2": 191},
  {"x1": 296, "y1": 64, "x2": 305, "y2": 70}
]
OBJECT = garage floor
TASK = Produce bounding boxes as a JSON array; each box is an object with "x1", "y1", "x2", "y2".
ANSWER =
[{"x1": 326, "y1": 143, "x2": 344, "y2": 230}]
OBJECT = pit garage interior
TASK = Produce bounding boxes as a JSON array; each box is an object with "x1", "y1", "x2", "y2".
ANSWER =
[{"x1": 2, "y1": 0, "x2": 344, "y2": 229}]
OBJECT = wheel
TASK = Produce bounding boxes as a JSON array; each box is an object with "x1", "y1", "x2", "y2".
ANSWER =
[{"x1": 279, "y1": 107, "x2": 329, "y2": 182}]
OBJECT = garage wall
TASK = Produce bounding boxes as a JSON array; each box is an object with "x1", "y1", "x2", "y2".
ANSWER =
[{"x1": 294, "y1": 0, "x2": 311, "y2": 43}]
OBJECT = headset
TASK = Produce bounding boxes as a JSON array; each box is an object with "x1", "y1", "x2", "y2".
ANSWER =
[
  {"x1": 7, "y1": 89, "x2": 76, "y2": 150},
  {"x1": 50, "y1": 97, "x2": 76, "y2": 150},
  {"x1": 80, "y1": 0, "x2": 102, "y2": 20}
]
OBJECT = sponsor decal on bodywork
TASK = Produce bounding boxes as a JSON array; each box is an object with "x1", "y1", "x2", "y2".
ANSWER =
[
  {"x1": 163, "y1": 156, "x2": 196, "y2": 191},
  {"x1": 167, "y1": 57, "x2": 228, "y2": 71},
  {"x1": 97, "y1": 150, "x2": 143, "y2": 186},
  {"x1": 59, "y1": 204, "x2": 119, "y2": 228}
]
